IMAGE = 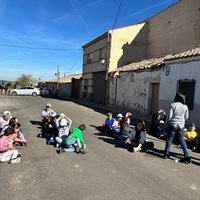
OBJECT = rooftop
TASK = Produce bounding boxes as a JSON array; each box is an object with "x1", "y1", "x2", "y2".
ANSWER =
[{"x1": 115, "y1": 47, "x2": 200, "y2": 73}]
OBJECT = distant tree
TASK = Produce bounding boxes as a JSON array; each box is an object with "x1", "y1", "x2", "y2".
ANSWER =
[{"x1": 16, "y1": 74, "x2": 37, "y2": 86}]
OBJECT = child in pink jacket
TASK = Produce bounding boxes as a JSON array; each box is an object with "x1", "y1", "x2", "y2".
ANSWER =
[{"x1": 0, "y1": 127, "x2": 21, "y2": 164}]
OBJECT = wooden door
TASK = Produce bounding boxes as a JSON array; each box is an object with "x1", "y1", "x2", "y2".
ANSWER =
[{"x1": 151, "y1": 83, "x2": 159, "y2": 114}]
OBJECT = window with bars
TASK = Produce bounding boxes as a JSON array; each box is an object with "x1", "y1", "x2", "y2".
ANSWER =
[{"x1": 177, "y1": 79, "x2": 196, "y2": 110}]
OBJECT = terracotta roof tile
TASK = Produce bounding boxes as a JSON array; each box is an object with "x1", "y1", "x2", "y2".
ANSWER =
[
  {"x1": 116, "y1": 47, "x2": 200, "y2": 73},
  {"x1": 164, "y1": 47, "x2": 200, "y2": 61},
  {"x1": 118, "y1": 57, "x2": 165, "y2": 72}
]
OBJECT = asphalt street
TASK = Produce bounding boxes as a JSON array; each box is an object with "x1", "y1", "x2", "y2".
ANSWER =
[{"x1": 0, "y1": 95, "x2": 200, "y2": 200}]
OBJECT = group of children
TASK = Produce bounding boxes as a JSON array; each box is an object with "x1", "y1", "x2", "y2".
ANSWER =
[
  {"x1": 0, "y1": 111, "x2": 28, "y2": 164},
  {"x1": 104, "y1": 109, "x2": 199, "y2": 155},
  {"x1": 1, "y1": 102, "x2": 198, "y2": 164},
  {"x1": 41, "y1": 103, "x2": 87, "y2": 155},
  {"x1": 103, "y1": 112, "x2": 154, "y2": 153}
]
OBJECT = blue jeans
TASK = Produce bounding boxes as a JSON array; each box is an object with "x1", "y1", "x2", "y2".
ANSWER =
[
  {"x1": 165, "y1": 124, "x2": 189, "y2": 157},
  {"x1": 112, "y1": 128, "x2": 121, "y2": 135},
  {"x1": 118, "y1": 134, "x2": 129, "y2": 142},
  {"x1": 66, "y1": 138, "x2": 82, "y2": 149},
  {"x1": 55, "y1": 136, "x2": 75, "y2": 152}
]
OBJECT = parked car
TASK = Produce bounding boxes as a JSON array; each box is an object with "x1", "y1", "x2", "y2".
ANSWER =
[
  {"x1": 40, "y1": 87, "x2": 51, "y2": 96},
  {"x1": 10, "y1": 86, "x2": 40, "y2": 96}
]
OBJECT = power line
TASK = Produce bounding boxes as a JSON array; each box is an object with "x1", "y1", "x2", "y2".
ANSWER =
[
  {"x1": 112, "y1": 0, "x2": 124, "y2": 30},
  {"x1": 0, "y1": 43, "x2": 82, "y2": 51},
  {"x1": 64, "y1": 51, "x2": 83, "y2": 74}
]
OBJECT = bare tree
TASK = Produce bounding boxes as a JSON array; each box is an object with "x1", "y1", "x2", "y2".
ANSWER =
[{"x1": 16, "y1": 74, "x2": 35, "y2": 86}]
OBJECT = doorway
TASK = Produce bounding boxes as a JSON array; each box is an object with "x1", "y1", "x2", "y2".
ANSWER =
[{"x1": 151, "y1": 83, "x2": 160, "y2": 114}]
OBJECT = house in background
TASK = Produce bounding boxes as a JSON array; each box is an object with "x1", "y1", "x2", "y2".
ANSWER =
[
  {"x1": 81, "y1": 0, "x2": 200, "y2": 107},
  {"x1": 44, "y1": 74, "x2": 82, "y2": 99},
  {"x1": 82, "y1": 23, "x2": 147, "y2": 104},
  {"x1": 108, "y1": 47, "x2": 200, "y2": 127}
]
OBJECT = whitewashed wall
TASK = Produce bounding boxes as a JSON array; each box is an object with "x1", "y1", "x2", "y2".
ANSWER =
[
  {"x1": 108, "y1": 69, "x2": 161, "y2": 114},
  {"x1": 159, "y1": 60, "x2": 200, "y2": 126}
]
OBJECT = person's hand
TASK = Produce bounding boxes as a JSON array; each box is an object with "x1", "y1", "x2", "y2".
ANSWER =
[
  {"x1": 7, "y1": 144, "x2": 15, "y2": 150},
  {"x1": 133, "y1": 147, "x2": 141, "y2": 152},
  {"x1": 125, "y1": 139, "x2": 131, "y2": 144},
  {"x1": 126, "y1": 112, "x2": 132, "y2": 117},
  {"x1": 23, "y1": 140, "x2": 28, "y2": 145},
  {"x1": 82, "y1": 144, "x2": 86, "y2": 148}
]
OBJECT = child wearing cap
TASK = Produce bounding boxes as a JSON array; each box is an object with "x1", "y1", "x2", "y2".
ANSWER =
[
  {"x1": 41, "y1": 103, "x2": 57, "y2": 119},
  {"x1": 0, "y1": 111, "x2": 12, "y2": 130},
  {"x1": 55, "y1": 116, "x2": 72, "y2": 148},
  {"x1": 41, "y1": 103, "x2": 57, "y2": 144},
  {"x1": 111, "y1": 113, "x2": 124, "y2": 136}
]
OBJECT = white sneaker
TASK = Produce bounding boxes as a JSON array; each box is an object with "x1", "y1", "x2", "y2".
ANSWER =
[
  {"x1": 9, "y1": 157, "x2": 21, "y2": 164},
  {"x1": 56, "y1": 143, "x2": 59, "y2": 148}
]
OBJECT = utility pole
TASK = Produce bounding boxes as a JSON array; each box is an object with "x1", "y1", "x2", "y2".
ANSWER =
[{"x1": 55, "y1": 65, "x2": 60, "y2": 91}]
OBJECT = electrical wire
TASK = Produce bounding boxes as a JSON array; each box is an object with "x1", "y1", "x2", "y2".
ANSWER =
[
  {"x1": 0, "y1": 43, "x2": 82, "y2": 51},
  {"x1": 112, "y1": 0, "x2": 124, "y2": 30},
  {"x1": 64, "y1": 51, "x2": 82, "y2": 75}
]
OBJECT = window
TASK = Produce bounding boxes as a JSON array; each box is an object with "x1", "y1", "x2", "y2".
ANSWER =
[
  {"x1": 88, "y1": 53, "x2": 93, "y2": 64},
  {"x1": 177, "y1": 79, "x2": 196, "y2": 110}
]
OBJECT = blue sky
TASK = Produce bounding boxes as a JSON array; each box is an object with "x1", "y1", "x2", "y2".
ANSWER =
[{"x1": 0, "y1": 0, "x2": 178, "y2": 81}]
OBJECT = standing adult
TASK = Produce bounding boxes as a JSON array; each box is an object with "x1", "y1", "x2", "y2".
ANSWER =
[{"x1": 164, "y1": 92, "x2": 191, "y2": 163}]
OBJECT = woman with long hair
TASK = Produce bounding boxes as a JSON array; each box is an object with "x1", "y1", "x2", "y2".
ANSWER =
[{"x1": 164, "y1": 92, "x2": 191, "y2": 163}]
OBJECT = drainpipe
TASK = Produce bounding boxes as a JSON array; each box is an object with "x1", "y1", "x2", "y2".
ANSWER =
[
  {"x1": 115, "y1": 78, "x2": 118, "y2": 105},
  {"x1": 105, "y1": 32, "x2": 111, "y2": 105}
]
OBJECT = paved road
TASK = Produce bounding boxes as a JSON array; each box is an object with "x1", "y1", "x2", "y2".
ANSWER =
[{"x1": 0, "y1": 96, "x2": 200, "y2": 200}]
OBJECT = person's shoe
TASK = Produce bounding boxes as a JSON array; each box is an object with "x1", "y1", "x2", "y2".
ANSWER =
[
  {"x1": 180, "y1": 157, "x2": 191, "y2": 164},
  {"x1": 164, "y1": 153, "x2": 170, "y2": 159},
  {"x1": 79, "y1": 148, "x2": 87, "y2": 155},
  {"x1": 74, "y1": 146, "x2": 80, "y2": 153},
  {"x1": 58, "y1": 147, "x2": 65, "y2": 154},
  {"x1": 8, "y1": 157, "x2": 21, "y2": 164},
  {"x1": 55, "y1": 143, "x2": 59, "y2": 148},
  {"x1": 17, "y1": 153, "x2": 22, "y2": 158}
]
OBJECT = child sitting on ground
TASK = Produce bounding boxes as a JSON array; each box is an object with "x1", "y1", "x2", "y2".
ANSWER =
[
  {"x1": 118, "y1": 117, "x2": 132, "y2": 142},
  {"x1": 103, "y1": 112, "x2": 114, "y2": 133},
  {"x1": 55, "y1": 117, "x2": 72, "y2": 148},
  {"x1": 0, "y1": 117, "x2": 28, "y2": 146},
  {"x1": 0, "y1": 111, "x2": 12, "y2": 131},
  {"x1": 59, "y1": 124, "x2": 87, "y2": 155},
  {"x1": 151, "y1": 109, "x2": 166, "y2": 137},
  {"x1": 177, "y1": 123, "x2": 199, "y2": 151},
  {"x1": 111, "y1": 113, "x2": 124, "y2": 136},
  {"x1": 0, "y1": 127, "x2": 21, "y2": 164}
]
